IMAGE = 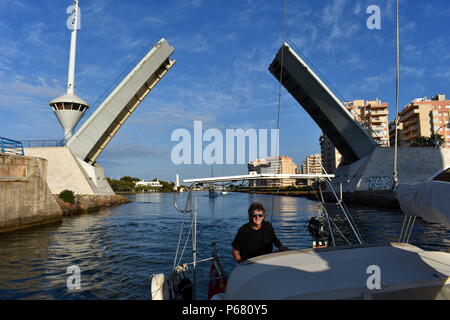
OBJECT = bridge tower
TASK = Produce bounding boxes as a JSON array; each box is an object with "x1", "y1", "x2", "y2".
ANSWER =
[{"x1": 49, "y1": 0, "x2": 89, "y2": 141}]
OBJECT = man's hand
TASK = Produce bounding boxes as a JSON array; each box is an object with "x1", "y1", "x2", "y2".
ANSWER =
[{"x1": 232, "y1": 248, "x2": 242, "y2": 263}]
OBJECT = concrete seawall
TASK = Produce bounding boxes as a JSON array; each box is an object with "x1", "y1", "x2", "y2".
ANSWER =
[
  {"x1": 0, "y1": 153, "x2": 63, "y2": 233},
  {"x1": 55, "y1": 194, "x2": 131, "y2": 216}
]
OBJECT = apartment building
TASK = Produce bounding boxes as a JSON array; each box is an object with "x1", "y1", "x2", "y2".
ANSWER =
[
  {"x1": 301, "y1": 154, "x2": 323, "y2": 175},
  {"x1": 301, "y1": 154, "x2": 323, "y2": 186},
  {"x1": 362, "y1": 99, "x2": 390, "y2": 147},
  {"x1": 320, "y1": 135, "x2": 343, "y2": 174},
  {"x1": 321, "y1": 99, "x2": 389, "y2": 173},
  {"x1": 248, "y1": 156, "x2": 298, "y2": 187},
  {"x1": 390, "y1": 94, "x2": 450, "y2": 148}
]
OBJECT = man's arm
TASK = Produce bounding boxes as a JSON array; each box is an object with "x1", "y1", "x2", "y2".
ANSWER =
[
  {"x1": 231, "y1": 228, "x2": 243, "y2": 263},
  {"x1": 232, "y1": 248, "x2": 242, "y2": 263},
  {"x1": 270, "y1": 223, "x2": 288, "y2": 251}
]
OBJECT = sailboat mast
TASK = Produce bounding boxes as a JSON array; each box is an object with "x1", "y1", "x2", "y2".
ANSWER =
[{"x1": 393, "y1": 0, "x2": 400, "y2": 188}]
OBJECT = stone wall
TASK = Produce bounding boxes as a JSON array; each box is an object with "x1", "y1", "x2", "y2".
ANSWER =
[
  {"x1": 0, "y1": 153, "x2": 63, "y2": 233},
  {"x1": 55, "y1": 194, "x2": 131, "y2": 216}
]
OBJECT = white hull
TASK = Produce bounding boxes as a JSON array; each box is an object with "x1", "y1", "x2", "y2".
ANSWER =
[{"x1": 214, "y1": 243, "x2": 450, "y2": 300}]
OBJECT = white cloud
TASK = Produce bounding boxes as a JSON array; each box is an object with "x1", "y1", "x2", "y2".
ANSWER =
[
  {"x1": 358, "y1": 74, "x2": 391, "y2": 93},
  {"x1": 401, "y1": 66, "x2": 424, "y2": 78}
]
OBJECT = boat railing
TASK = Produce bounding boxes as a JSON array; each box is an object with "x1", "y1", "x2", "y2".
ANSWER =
[{"x1": 170, "y1": 173, "x2": 365, "y2": 300}]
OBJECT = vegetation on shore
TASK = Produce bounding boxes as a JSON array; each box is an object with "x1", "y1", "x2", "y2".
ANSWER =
[
  {"x1": 59, "y1": 189, "x2": 75, "y2": 204},
  {"x1": 411, "y1": 134, "x2": 444, "y2": 147},
  {"x1": 106, "y1": 176, "x2": 175, "y2": 193}
]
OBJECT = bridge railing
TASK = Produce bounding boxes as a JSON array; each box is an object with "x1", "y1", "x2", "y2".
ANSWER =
[
  {"x1": 0, "y1": 137, "x2": 25, "y2": 156},
  {"x1": 21, "y1": 140, "x2": 66, "y2": 148}
]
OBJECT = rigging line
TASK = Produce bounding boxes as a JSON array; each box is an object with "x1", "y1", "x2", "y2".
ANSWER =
[
  {"x1": 393, "y1": 0, "x2": 400, "y2": 188},
  {"x1": 329, "y1": 216, "x2": 352, "y2": 246},
  {"x1": 173, "y1": 188, "x2": 193, "y2": 270},
  {"x1": 176, "y1": 189, "x2": 197, "y2": 268},
  {"x1": 340, "y1": 198, "x2": 364, "y2": 242},
  {"x1": 287, "y1": 41, "x2": 386, "y2": 147},
  {"x1": 173, "y1": 210, "x2": 187, "y2": 270},
  {"x1": 271, "y1": 0, "x2": 288, "y2": 223},
  {"x1": 398, "y1": 214, "x2": 407, "y2": 242},
  {"x1": 288, "y1": 41, "x2": 348, "y2": 104},
  {"x1": 323, "y1": 179, "x2": 363, "y2": 244},
  {"x1": 177, "y1": 216, "x2": 195, "y2": 268},
  {"x1": 405, "y1": 216, "x2": 416, "y2": 244},
  {"x1": 402, "y1": 215, "x2": 412, "y2": 243},
  {"x1": 80, "y1": 43, "x2": 152, "y2": 122},
  {"x1": 320, "y1": 162, "x2": 364, "y2": 243},
  {"x1": 313, "y1": 181, "x2": 350, "y2": 245},
  {"x1": 318, "y1": 182, "x2": 336, "y2": 246}
]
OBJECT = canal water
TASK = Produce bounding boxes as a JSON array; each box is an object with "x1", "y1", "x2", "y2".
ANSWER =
[{"x1": 0, "y1": 192, "x2": 448, "y2": 300}]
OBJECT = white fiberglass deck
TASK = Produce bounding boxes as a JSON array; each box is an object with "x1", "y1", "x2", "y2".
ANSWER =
[{"x1": 217, "y1": 243, "x2": 450, "y2": 300}]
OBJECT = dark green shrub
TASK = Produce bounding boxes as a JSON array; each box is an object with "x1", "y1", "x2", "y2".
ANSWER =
[{"x1": 59, "y1": 190, "x2": 75, "y2": 204}]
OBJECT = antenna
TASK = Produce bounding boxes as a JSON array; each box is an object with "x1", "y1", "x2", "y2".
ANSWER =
[
  {"x1": 49, "y1": 0, "x2": 89, "y2": 141},
  {"x1": 67, "y1": 0, "x2": 79, "y2": 94}
]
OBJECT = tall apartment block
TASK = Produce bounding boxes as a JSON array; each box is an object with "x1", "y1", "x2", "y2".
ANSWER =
[
  {"x1": 361, "y1": 99, "x2": 390, "y2": 147},
  {"x1": 301, "y1": 154, "x2": 323, "y2": 186},
  {"x1": 301, "y1": 153, "x2": 323, "y2": 174},
  {"x1": 389, "y1": 94, "x2": 450, "y2": 148},
  {"x1": 321, "y1": 99, "x2": 390, "y2": 173},
  {"x1": 248, "y1": 156, "x2": 298, "y2": 187},
  {"x1": 320, "y1": 135, "x2": 343, "y2": 174}
]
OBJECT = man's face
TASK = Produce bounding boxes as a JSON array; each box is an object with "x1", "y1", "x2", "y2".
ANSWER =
[{"x1": 250, "y1": 209, "x2": 264, "y2": 226}]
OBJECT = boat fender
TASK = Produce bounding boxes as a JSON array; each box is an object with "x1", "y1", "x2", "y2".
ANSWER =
[{"x1": 150, "y1": 273, "x2": 166, "y2": 300}]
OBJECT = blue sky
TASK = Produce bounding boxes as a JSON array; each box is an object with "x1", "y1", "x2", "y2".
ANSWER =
[{"x1": 1, "y1": 0, "x2": 449, "y2": 182}]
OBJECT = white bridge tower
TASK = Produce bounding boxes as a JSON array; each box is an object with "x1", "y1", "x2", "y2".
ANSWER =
[{"x1": 50, "y1": 0, "x2": 89, "y2": 141}]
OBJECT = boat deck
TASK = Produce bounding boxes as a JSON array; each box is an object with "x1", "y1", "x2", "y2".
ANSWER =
[{"x1": 217, "y1": 243, "x2": 450, "y2": 300}]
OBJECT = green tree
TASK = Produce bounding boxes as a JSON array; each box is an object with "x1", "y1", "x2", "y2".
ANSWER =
[
  {"x1": 120, "y1": 176, "x2": 141, "y2": 183},
  {"x1": 411, "y1": 134, "x2": 444, "y2": 148}
]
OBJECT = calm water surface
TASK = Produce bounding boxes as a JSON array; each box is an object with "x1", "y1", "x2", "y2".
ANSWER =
[{"x1": 0, "y1": 192, "x2": 448, "y2": 300}]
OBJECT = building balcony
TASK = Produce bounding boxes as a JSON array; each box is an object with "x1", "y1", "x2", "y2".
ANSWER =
[
  {"x1": 369, "y1": 118, "x2": 386, "y2": 124},
  {"x1": 369, "y1": 109, "x2": 389, "y2": 115},
  {"x1": 400, "y1": 109, "x2": 420, "y2": 121}
]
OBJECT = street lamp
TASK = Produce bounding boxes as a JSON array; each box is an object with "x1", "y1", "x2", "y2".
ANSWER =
[{"x1": 435, "y1": 122, "x2": 450, "y2": 147}]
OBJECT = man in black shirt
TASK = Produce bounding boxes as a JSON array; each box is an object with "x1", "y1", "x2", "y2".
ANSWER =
[{"x1": 232, "y1": 202, "x2": 288, "y2": 263}]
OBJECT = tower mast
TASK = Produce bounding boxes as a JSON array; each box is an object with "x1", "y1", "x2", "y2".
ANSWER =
[
  {"x1": 50, "y1": 0, "x2": 89, "y2": 141},
  {"x1": 67, "y1": 0, "x2": 79, "y2": 95}
]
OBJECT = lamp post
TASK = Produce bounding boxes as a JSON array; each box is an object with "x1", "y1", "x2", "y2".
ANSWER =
[{"x1": 435, "y1": 122, "x2": 450, "y2": 148}]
